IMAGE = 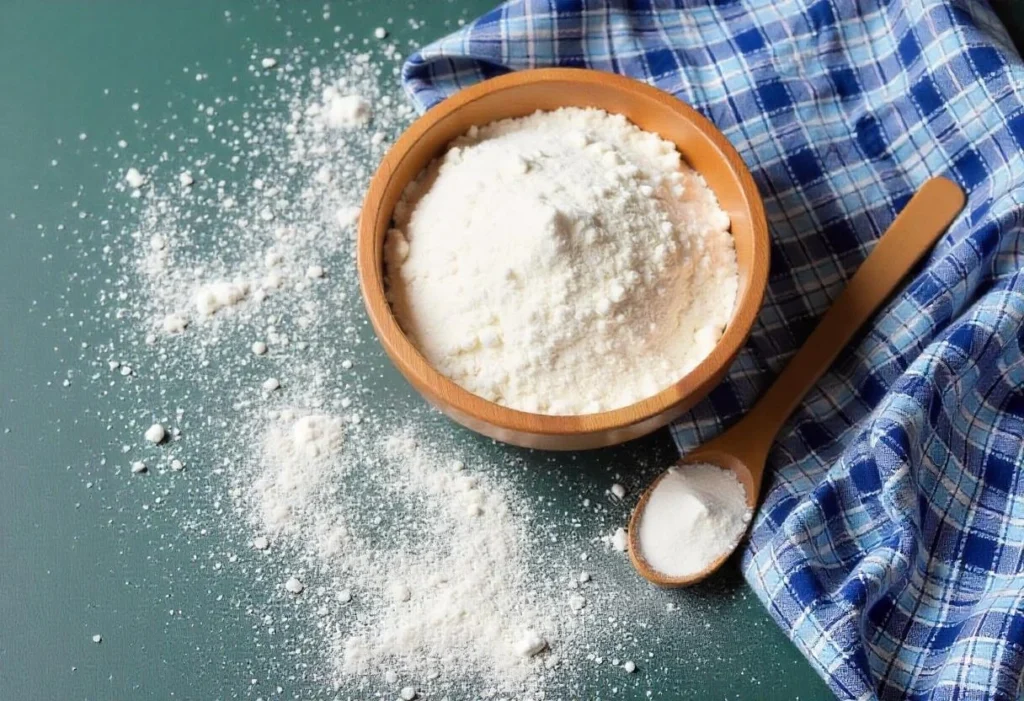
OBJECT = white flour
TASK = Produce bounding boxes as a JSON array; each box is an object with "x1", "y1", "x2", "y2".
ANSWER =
[
  {"x1": 251, "y1": 411, "x2": 573, "y2": 692},
  {"x1": 636, "y1": 463, "x2": 751, "y2": 577},
  {"x1": 255, "y1": 411, "x2": 347, "y2": 536},
  {"x1": 63, "y1": 28, "x2": 665, "y2": 699},
  {"x1": 333, "y1": 434, "x2": 567, "y2": 686},
  {"x1": 386, "y1": 108, "x2": 738, "y2": 415}
]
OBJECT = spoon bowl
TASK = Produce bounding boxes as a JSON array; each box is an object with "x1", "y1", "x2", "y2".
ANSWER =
[
  {"x1": 628, "y1": 450, "x2": 758, "y2": 587},
  {"x1": 628, "y1": 176, "x2": 966, "y2": 587}
]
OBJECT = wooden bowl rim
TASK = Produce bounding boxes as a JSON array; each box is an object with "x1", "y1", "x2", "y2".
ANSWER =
[{"x1": 358, "y1": 67, "x2": 768, "y2": 437}]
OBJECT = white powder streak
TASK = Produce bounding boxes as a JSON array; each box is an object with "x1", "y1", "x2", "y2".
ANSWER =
[{"x1": 251, "y1": 414, "x2": 571, "y2": 692}]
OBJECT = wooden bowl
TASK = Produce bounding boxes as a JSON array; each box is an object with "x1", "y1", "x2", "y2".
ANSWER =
[{"x1": 358, "y1": 68, "x2": 768, "y2": 450}]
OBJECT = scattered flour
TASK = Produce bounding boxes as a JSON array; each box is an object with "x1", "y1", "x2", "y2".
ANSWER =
[
  {"x1": 335, "y1": 205, "x2": 360, "y2": 229},
  {"x1": 255, "y1": 412, "x2": 346, "y2": 524},
  {"x1": 636, "y1": 462, "x2": 751, "y2": 577},
  {"x1": 66, "y1": 33, "x2": 659, "y2": 700},
  {"x1": 246, "y1": 405, "x2": 579, "y2": 693},
  {"x1": 386, "y1": 108, "x2": 738, "y2": 415},
  {"x1": 332, "y1": 433, "x2": 570, "y2": 690}
]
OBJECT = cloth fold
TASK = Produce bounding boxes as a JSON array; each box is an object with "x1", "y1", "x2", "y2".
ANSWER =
[{"x1": 402, "y1": 2, "x2": 1024, "y2": 698}]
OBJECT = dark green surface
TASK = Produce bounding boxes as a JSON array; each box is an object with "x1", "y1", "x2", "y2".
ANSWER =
[
  {"x1": 0, "y1": 1, "x2": 933, "y2": 699},
  {"x1": 992, "y1": 0, "x2": 1024, "y2": 55}
]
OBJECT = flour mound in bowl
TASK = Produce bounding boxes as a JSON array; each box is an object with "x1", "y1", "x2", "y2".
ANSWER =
[{"x1": 385, "y1": 107, "x2": 738, "y2": 416}]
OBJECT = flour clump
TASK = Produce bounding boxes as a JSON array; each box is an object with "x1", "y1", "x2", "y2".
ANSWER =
[
  {"x1": 319, "y1": 84, "x2": 371, "y2": 128},
  {"x1": 385, "y1": 107, "x2": 738, "y2": 415},
  {"x1": 193, "y1": 280, "x2": 250, "y2": 316}
]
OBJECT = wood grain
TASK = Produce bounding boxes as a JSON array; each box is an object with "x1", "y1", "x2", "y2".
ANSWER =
[{"x1": 357, "y1": 68, "x2": 770, "y2": 450}]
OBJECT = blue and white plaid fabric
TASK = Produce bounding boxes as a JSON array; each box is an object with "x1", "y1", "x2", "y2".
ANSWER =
[{"x1": 402, "y1": 1, "x2": 1024, "y2": 698}]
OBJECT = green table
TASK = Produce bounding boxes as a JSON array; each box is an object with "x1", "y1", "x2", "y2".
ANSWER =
[{"x1": 16, "y1": 1, "x2": 1019, "y2": 699}]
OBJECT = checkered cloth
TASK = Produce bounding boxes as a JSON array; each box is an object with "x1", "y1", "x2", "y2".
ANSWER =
[{"x1": 402, "y1": 1, "x2": 1024, "y2": 698}]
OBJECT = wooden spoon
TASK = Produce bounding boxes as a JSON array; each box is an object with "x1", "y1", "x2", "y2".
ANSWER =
[{"x1": 628, "y1": 176, "x2": 966, "y2": 587}]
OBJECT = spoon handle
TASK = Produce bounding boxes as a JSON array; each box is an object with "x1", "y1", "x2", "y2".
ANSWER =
[{"x1": 729, "y1": 176, "x2": 965, "y2": 466}]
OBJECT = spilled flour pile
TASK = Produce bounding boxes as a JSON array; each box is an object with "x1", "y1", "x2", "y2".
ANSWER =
[
  {"x1": 251, "y1": 409, "x2": 568, "y2": 689},
  {"x1": 339, "y1": 435, "x2": 561, "y2": 683}
]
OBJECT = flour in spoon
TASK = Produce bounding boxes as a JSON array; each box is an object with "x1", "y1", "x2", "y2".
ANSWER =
[
  {"x1": 386, "y1": 108, "x2": 738, "y2": 415},
  {"x1": 636, "y1": 462, "x2": 751, "y2": 577}
]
